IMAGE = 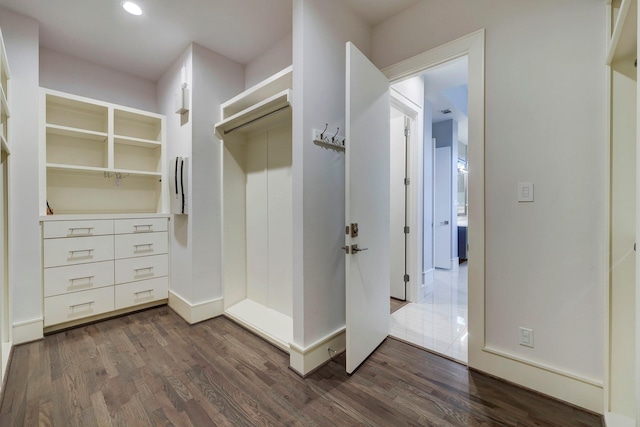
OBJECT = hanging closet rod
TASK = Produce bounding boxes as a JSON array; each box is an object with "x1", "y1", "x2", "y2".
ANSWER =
[{"x1": 224, "y1": 105, "x2": 290, "y2": 135}]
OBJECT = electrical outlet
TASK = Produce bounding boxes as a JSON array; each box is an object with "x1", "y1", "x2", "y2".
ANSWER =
[{"x1": 519, "y1": 327, "x2": 534, "y2": 348}]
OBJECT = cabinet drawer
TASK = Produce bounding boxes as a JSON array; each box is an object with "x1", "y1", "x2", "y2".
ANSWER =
[
  {"x1": 43, "y1": 220, "x2": 113, "y2": 239},
  {"x1": 115, "y1": 232, "x2": 167, "y2": 259},
  {"x1": 115, "y1": 277, "x2": 168, "y2": 310},
  {"x1": 44, "y1": 286, "x2": 114, "y2": 327},
  {"x1": 44, "y1": 235, "x2": 114, "y2": 268},
  {"x1": 44, "y1": 260, "x2": 114, "y2": 297},
  {"x1": 115, "y1": 254, "x2": 168, "y2": 284},
  {"x1": 114, "y1": 218, "x2": 167, "y2": 235}
]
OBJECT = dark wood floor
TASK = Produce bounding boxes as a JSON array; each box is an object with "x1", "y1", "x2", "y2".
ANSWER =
[{"x1": 0, "y1": 306, "x2": 601, "y2": 426}]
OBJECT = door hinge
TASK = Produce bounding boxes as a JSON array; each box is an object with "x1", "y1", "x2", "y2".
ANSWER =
[
  {"x1": 404, "y1": 226, "x2": 410, "y2": 234},
  {"x1": 403, "y1": 274, "x2": 410, "y2": 283},
  {"x1": 404, "y1": 128, "x2": 410, "y2": 137},
  {"x1": 404, "y1": 178, "x2": 410, "y2": 185}
]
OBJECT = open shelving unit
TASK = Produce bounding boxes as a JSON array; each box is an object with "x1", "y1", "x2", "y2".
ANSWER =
[
  {"x1": 215, "y1": 66, "x2": 294, "y2": 352},
  {"x1": 605, "y1": 0, "x2": 638, "y2": 425},
  {"x1": 40, "y1": 89, "x2": 167, "y2": 215},
  {"x1": 0, "y1": 25, "x2": 11, "y2": 393}
]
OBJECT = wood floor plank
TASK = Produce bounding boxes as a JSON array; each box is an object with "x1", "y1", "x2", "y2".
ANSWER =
[{"x1": 0, "y1": 306, "x2": 603, "y2": 427}]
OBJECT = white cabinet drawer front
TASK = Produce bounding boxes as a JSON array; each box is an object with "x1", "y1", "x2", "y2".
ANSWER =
[
  {"x1": 44, "y1": 235, "x2": 114, "y2": 268},
  {"x1": 114, "y1": 218, "x2": 167, "y2": 235},
  {"x1": 115, "y1": 232, "x2": 168, "y2": 259},
  {"x1": 44, "y1": 286, "x2": 114, "y2": 327},
  {"x1": 44, "y1": 260, "x2": 114, "y2": 297},
  {"x1": 115, "y1": 254, "x2": 168, "y2": 284},
  {"x1": 115, "y1": 277, "x2": 168, "y2": 310},
  {"x1": 44, "y1": 220, "x2": 113, "y2": 239}
]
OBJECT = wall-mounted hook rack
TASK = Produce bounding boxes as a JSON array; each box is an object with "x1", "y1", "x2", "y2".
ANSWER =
[{"x1": 312, "y1": 126, "x2": 345, "y2": 151}]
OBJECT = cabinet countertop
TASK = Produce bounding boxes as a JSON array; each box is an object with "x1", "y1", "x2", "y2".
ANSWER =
[{"x1": 40, "y1": 213, "x2": 171, "y2": 222}]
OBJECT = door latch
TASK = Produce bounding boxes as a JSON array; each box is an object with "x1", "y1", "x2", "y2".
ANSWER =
[
  {"x1": 351, "y1": 244, "x2": 368, "y2": 253},
  {"x1": 341, "y1": 246, "x2": 350, "y2": 254}
]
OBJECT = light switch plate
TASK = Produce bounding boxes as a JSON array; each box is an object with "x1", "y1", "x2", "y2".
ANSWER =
[{"x1": 518, "y1": 182, "x2": 534, "y2": 202}]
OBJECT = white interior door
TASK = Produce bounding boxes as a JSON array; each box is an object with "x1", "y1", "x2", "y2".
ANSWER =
[
  {"x1": 345, "y1": 42, "x2": 390, "y2": 374},
  {"x1": 435, "y1": 146, "x2": 452, "y2": 269},
  {"x1": 390, "y1": 111, "x2": 406, "y2": 300}
]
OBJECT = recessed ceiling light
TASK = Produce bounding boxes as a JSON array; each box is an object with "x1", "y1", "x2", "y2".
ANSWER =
[{"x1": 122, "y1": 1, "x2": 142, "y2": 16}]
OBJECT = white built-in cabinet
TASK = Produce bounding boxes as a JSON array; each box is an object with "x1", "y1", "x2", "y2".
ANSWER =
[
  {"x1": 606, "y1": 0, "x2": 638, "y2": 425},
  {"x1": 39, "y1": 90, "x2": 170, "y2": 330},
  {"x1": 40, "y1": 89, "x2": 167, "y2": 215},
  {"x1": 0, "y1": 26, "x2": 11, "y2": 388},
  {"x1": 215, "y1": 66, "x2": 293, "y2": 351},
  {"x1": 42, "y1": 216, "x2": 169, "y2": 331}
]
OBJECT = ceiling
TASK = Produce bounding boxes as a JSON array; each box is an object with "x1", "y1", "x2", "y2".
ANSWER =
[
  {"x1": 0, "y1": 0, "x2": 421, "y2": 82},
  {"x1": 422, "y1": 56, "x2": 469, "y2": 144}
]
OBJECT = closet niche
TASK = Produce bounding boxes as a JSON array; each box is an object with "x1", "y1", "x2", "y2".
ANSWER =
[{"x1": 215, "y1": 67, "x2": 293, "y2": 351}]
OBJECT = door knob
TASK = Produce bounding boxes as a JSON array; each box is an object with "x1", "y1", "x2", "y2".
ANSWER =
[
  {"x1": 351, "y1": 244, "x2": 368, "y2": 253},
  {"x1": 440, "y1": 220, "x2": 449, "y2": 225}
]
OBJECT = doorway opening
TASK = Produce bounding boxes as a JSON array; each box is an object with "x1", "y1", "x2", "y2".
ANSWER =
[{"x1": 389, "y1": 56, "x2": 470, "y2": 364}]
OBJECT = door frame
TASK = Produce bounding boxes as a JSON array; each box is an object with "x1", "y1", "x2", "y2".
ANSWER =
[
  {"x1": 383, "y1": 29, "x2": 484, "y2": 368},
  {"x1": 390, "y1": 89, "x2": 423, "y2": 303}
]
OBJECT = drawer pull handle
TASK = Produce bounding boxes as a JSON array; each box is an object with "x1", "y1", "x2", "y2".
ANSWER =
[
  {"x1": 133, "y1": 243, "x2": 153, "y2": 252},
  {"x1": 134, "y1": 289, "x2": 153, "y2": 296},
  {"x1": 69, "y1": 249, "x2": 94, "y2": 257},
  {"x1": 134, "y1": 224, "x2": 153, "y2": 232},
  {"x1": 134, "y1": 267, "x2": 154, "y2": 275},
  {"x1": 70, "y1": 301, "x2": 94, "y2": 310},
  {"x1": 69, "y1": 227, "x2": 94, "y2": 235},
  {"x1": 69, "y1": 275, "x2": 94, "y2": 285}
]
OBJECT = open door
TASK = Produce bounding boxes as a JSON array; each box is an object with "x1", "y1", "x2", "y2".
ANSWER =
[
  {"x1": 345, "y1": 42, "x2": 390, "y2": 374},
  {"x1": 434, "y1": 146, "x2": 452, "y2": 269}
]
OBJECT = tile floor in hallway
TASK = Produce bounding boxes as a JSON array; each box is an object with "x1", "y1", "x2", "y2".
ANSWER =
[{"x1": 389, "y1": 262, "x2": 468, "y2": 363}]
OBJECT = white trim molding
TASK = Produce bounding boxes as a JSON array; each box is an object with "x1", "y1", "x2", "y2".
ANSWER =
[
  {"x1": 289, "y1": 327, "x2": 346, "y2": 377},
  {"x1": 168, "y1": 290, "x2": 223, "y2": 324},
  {"x1": 12, "y1": 317, "x2": 43, "y2": 345}
]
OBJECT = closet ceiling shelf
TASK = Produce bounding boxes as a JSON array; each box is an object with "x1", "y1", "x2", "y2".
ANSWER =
[
  {"x1": 221, "y1": 65, "x2": 292, "y2": 117},
  {"x1": 214, "y1": 89, "x2": 291, "y2": 139}
]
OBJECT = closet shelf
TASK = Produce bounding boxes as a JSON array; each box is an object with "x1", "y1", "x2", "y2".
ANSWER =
[
  {"x1": 46, "y1": 124, "x2": 108, "y2": 141},
  {"x1": 0, "y1": 135, "x2": 8, "y2": 155},
  {"x1": 214, "y1": 89, "x2": 291, "y2": 139},
  {"x1": 225, "y1": 299, "x2": 293, "y2": 352},
  {"x1": 46, "y1": 163, "x2": 161, "y2": 178},
  {"x1": 607, "y1": 0, "x2": 637, "y2": 65},
  {"x1": 0, "y1": 86, "x2": 8, "y2": 118},
  {"x1": 114, "y1": 135, "x2": 162, "y2": 148},
  {"x1": 221, "y1": 65, "x2": 292, "y2": 118}
]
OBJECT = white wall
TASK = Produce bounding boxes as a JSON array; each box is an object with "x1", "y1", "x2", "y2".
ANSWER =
[
  {"x1": 245, "y1": 33, "x2": 292, "y2": 90},
  {"x1": 372, "y1": 0, "x2": 606, "y2": 407},
  {"x1": 190, "y1": 43, "x2": 244, "y2": 303},
  {"x1": 0, "y1": 8, "x2": 42, "y2": 342},
  {"x1": 159, "y1": 43, "x2": 243, "y2": 315},
  {"x1": 40, "y1": 47, "x2": 157, "y2": 112},
  {"x1": 157, "y1": 45, "x2": 194, "y2": 309},
  {"x1": 292, "y1": 0, "x2": 370, "y2": 348}
]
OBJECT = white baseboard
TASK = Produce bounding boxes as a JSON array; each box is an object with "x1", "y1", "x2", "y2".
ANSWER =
[
  {"x1": 422, "y1": 268, "x2": 435, "y2": 298},
  {"x1": 289, "y1": 327, "x2": 346, "y2": 377},
  {"x1": 473, "y1": 346, "x2": 603, "y2": 413},
  {"x1": 604, "y1": 411, "x2": 635, "y2": 426},
  {"x1": 168, "y1": 291, "x2": 223, "y2": 324},
  {"x1": 451, "y1": 257, "x2": 460, "y2": 269},
  {"x1": 12, "y1": 318, "x2": 43, "y2": 345}
]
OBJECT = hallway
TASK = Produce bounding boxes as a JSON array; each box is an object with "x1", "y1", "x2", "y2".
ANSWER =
[{"x1": 390, "y1": 263, "x2": 468, "y2": 363}]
